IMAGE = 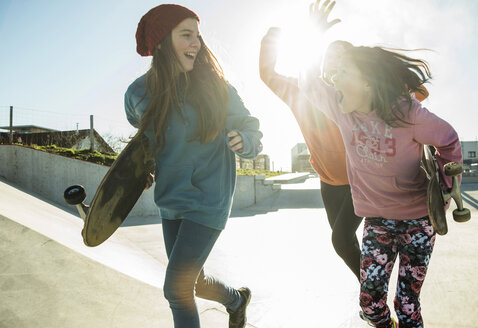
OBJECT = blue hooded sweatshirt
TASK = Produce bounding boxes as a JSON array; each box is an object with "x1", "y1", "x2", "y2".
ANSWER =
[{"x1": 125, "y1": 75, "x2": 263, "y2": 230}]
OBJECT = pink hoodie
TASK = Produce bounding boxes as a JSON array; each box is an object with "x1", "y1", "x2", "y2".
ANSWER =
[{"x1": 299, "y1": 75, "x2": 462, "y2": 220}]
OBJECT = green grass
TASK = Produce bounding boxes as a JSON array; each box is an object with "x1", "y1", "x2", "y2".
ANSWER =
[
  {"x1": 236, "y1": 168, "x2": 286, "y2": 178},
  {"x1": 21, "y1": 144, "x2": 117, "y2": 166},
  {"x1": 16, "y1": 144, "x2": 286, "y2": 176}
]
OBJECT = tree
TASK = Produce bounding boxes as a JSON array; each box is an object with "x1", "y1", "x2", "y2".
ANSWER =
[{"x1": 101, "y1": 132, "x2": 133, "y2": 154}]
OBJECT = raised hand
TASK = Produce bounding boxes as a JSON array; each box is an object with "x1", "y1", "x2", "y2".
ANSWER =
[
  {"x1": 309, "y1": 0, "x2": 341, "y2": 32},
  {"x1": 259, "y1": 27, "x2": 281, "y2": 80}
]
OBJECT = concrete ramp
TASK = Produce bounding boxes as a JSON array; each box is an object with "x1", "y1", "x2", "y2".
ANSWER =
[
  {"x1": 0, "y1": 215, "x2": 174, "y2": 328},
  {"x1": 0, "y1": 178, "x2": 166, "y2": 289},
  {"x1": 0, "y1": 179, "x2": 240, "y2": 328},
  {"x1": 3, "y1": 176, "x2": 478, "y2": 328},
  {"x1": 265, "y1": 172, "x2": 311, "y2": 184}
]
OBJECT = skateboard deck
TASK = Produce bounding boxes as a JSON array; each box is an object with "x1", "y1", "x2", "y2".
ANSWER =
[
  {"x1": 64, "y1": 132, "x2": 155, "y2": 246},
  {"x1": 421, "y1": 145, "x2": 470, "y2": 235}
]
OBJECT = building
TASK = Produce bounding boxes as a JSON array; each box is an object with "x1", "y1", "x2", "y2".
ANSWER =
[
  {"x1": 236, "y1": 154, "x2": 270, "y2": 171},
  {"x1": 291, "y1": 143, "x2": 314, "y2": 173},
  {"x1": 462, "y1": 141, "x2": 478, "y2": 164},
  {"x1": 0, "y1": 125, "x2": 57, "y2": 144},
  {"x1": 461, "y1": 141, "x2": 478, "y2": 174},
  {"x1": 0, "y1": 125, "x2": 56, "y2": 133}
]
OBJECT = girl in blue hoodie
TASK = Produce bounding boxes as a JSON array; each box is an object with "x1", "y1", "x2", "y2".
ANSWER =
[{"x1": 124, "y1": 5, "x2": 262, "y2": 328}]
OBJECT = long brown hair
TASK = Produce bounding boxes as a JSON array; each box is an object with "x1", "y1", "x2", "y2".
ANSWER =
[
  {"x1": 344, "y1": 46, "x2": 431, "y2": 127},
  {"x1": 136, "y1": 32, "x2": 228, "y2": 152}
]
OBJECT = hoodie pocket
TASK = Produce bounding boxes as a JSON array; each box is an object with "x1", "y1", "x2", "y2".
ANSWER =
[
  {"x1": 352, "y1": 169, "x2": 406, "y2": 209},
  {"x1": 156, "y1": 165, "x2": 201, "y2": 203}
]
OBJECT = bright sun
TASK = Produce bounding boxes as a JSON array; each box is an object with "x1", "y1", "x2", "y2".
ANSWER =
[{"x1": 274, "y1": 18, "x2": 328, "y2": 78}]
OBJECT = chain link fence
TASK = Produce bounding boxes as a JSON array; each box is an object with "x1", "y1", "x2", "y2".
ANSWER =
[{"x1": 0, "y1": 106, "x2": 136, "y2": 153}]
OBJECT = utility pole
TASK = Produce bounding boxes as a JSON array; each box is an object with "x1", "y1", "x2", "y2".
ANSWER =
[
  {"x1": 9, "y1": 106, "x2": 13, "y2": 144},
  {"x1": 89, "y1": 115, "x2": 95, "y2": 151}
]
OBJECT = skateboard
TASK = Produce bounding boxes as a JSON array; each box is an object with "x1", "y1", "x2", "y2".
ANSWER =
[
  {"x1": 63, "y1": 132, "x2": 155, "y2": 246},
  {"x1": 421, "y1": 145, "x2": 471, "y2": 235}
]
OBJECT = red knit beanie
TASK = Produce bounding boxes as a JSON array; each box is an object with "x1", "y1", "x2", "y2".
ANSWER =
[{"x1": 136, "y1": 4, "x2": 199, "y2": 57}]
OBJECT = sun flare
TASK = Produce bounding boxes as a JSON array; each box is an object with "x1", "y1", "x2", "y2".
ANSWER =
[{"x1": 274, "y1": 19, "x2": 328, "y2": 78}]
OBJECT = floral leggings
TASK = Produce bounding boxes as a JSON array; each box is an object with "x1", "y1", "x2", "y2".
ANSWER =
[{"x1": 359, "y1": 217, "x2": 436, "y2": 328}]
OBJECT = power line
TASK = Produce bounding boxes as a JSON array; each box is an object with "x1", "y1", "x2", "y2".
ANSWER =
[
  {"x1": 95, "y1": 115, "x2": 132, "y2": 127},
  {"x1": 6, "y1": 106, "x2": 87, "y2": 118}
]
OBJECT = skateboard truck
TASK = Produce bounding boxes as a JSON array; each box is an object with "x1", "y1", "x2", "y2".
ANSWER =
[
  {"x1": 64, "y1": 185, "x2": 89, "y2": 221},
  {"x1": 443, "y1": 162, "x2": 471, "y2": 223},
  {"x1": 422, "y1": 145, "x2": 471, "y2": 235}
]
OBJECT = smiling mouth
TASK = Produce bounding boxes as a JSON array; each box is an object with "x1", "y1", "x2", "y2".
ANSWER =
[{"x1": 184, "y1": 52, "x2": 196, "y2": 60}]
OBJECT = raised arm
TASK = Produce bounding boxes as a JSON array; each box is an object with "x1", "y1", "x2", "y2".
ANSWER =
[
  {"x1": 298, "y1": 0, "x2": 343, "y2": 122},
  {"x1": 259, "y1": 27, "x2": 300, "y2": 105}
]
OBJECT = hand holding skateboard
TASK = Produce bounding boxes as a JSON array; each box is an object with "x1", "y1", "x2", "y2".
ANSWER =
[
  {"x1": 63, "y1": 132, "x2": 154, "y2": 246},
  {"x1": 145, "y1": 173, "x2": 155, "y2": 190},
  {"x1": 421, "y1": 145, "x2": 471, "y2": 235}
]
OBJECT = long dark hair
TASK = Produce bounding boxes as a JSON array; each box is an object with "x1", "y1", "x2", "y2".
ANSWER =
[
  {"x1": 136, "y1": 32, "x2": 228, "y2": 152},
  {"x1": 344, "y1": 46, "x2": 431, "y2": 127}
]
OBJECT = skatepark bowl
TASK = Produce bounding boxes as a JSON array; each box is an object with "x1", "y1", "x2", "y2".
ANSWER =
[{"x1": 1, "y1": 176, "x2": 478, "y2": 328}]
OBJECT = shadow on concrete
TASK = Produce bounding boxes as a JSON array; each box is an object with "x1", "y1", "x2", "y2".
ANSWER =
[
  {"x1": 461, "y1": 192, "x2": 478, "y2": 210},
  {"x1": 123, "y1": 188, "x2": 325, "y2": 221},
  {"x1": 0, "y1": 177, "x2": 80, "y2": 217},
  {"x1": 231, "y1": 188, "x2": 324, "y2": 217},
  {"x1": 0, "y1": 178, "x2": 161, "y2": 228},
  {"x1": 461, "y1": 183, "x2": 478, "y2": 210}
]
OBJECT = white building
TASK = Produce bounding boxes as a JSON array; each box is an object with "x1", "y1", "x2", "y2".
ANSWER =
[
  {"x1": 461, "y1": 141, "x2": 478, "y2": 163},
  {"x1": 461, "y1": 141, "x2": 478, "y2": 175}
]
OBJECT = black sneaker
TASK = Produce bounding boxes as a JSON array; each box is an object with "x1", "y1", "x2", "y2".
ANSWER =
[{"x1": 228, "y1": 287, "x2": 251, "y2": 328}]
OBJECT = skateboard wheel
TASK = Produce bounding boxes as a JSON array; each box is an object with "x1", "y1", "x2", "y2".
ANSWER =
[
  {"x1": 444, "y1": 162, "x2": 462, "y2": 177},
  {"x1": 453, "y1": 208, "x2": 471, "y2": 223},
  {"x1": 64, "y1": 185, "x2": 86, "y2": 205}
]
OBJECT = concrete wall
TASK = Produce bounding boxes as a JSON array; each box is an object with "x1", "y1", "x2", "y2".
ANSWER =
[
  {"x1": 0, "y1": 145, "x2": 279, "y2": 217},
  {"x1": 463, "y1": 176, "x2": 478, "y2": 184}
]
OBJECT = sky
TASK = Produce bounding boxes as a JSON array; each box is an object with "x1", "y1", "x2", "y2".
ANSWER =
[{"x1": 1, "y1": 0, "x2": 477, "y2": 171}]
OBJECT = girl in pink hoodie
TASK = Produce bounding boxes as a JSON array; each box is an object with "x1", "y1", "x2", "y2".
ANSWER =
[{"x1": 299, "y1": 29, "x2": 462, "y2": 328}]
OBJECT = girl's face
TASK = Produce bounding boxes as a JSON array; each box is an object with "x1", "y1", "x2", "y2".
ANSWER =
[
  {"x1": 170, "y1": 18, "x2": 201, "y2": 72},
  {"x1": 323, "y1": 44, "x2": 347, "y2": 85},
  {"x1": 333, "y1": 57, "x2": 372, "y2": 114}
]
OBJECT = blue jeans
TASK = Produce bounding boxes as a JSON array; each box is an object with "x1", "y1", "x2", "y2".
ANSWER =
[{"x1": 162, "y1": 218, "x2": 242, "y2": 328}]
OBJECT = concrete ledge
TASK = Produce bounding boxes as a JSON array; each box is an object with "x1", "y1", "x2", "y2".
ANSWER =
[
  {"x1": 265, "y1": 172, "x2": 310, "y2": 184},
  {"x1": 0, "y1": 145, "x2": 280, "y2": 214},
  {"x1": 463, "y1": 176, "x2": 478, "y2": 184},
  {"x1": 272, "y1": 184, "x2": 281, "y2": 190},
  {"x1": 254, "y1": 174, "x2": 281, "y2": 204},
  {"x1": 232, "y1": 175, "x2": 255, "y2": 209},
  {"x1": 0, "y1": 144, "x2": 157, "y2": 217}
]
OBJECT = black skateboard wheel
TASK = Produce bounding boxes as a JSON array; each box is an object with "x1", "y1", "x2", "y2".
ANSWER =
[
  {"x1": 453, "y1": 208, "x2": 471, "y2": 223},
  {"x1": 64, "y1": 185, "x2": 86, "y2": 205},
  {"x1": 444, "y1": 162, "x2": 462, "y2": 177}
]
